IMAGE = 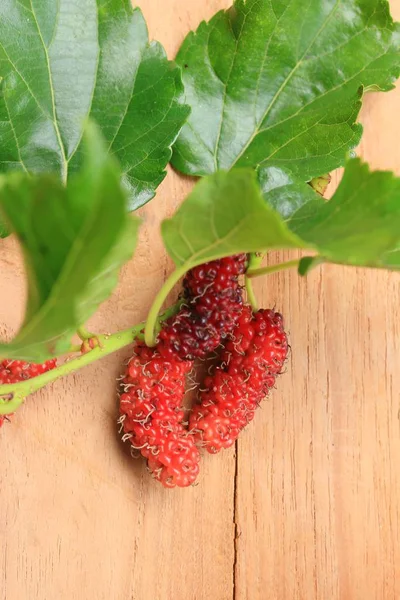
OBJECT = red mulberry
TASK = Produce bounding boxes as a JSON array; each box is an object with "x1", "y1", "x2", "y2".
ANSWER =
[
  {"x1": 189, "y1": 305, "x2": 288, "y2": 453},
  {"x1": 0, "y1": 359, "x2": 57, "y2": 427},
  {"x1": 119, "y1": 342, "x2": 200, "y2": 488}
]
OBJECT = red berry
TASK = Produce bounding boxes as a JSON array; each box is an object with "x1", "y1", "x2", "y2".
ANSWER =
[
  {"x1": 184, "y1": 255, "x2": 248, "y2": 298},
  {"x1": 159, "y1": 255, "x2": 247, "y2": 361},
  {"x1": 0, "y1": 359, "x2": 58, "y2": 427},
  {"x1": 119, "y1": 342, "x2": 200, "y2": 488},
  {"x1": 189, "y1": 305, "x2": 288, "y2": 453},
  {"x1": 0, "y1": 359, "x2": 57, "y2": 384}
]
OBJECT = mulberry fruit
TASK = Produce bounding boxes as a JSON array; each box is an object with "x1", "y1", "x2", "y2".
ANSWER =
[
  {"x1": 0, "y1": 359, "x2": 57, "y2": 427},
  {"x1": 189, "y1": 306, "x2": 288, "y2": 453},
  {"x1": 158, "y1": 255, "x2": 247, "y2": 361},
  {"x1": 119, "y1": 342, "x2": 200, "y2": 488}
]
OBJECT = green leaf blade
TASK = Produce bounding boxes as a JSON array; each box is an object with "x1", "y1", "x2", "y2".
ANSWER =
[
  {"x1": 291, "y1": 160, "x2": 400, "y2": 267},
  {"x1": 0, "y1": 123, "x2": 140, "y2": 361},
  {"x1": 0, "y1": 0, "x2": 189, "y2": 209},
  {"x1": 162, "y1": 169, "x2": 304, "y2": 270},
  {"x1": 163, "y1": 159, "x2": 400, "y2": 292},
  {"x1": 260, "y1": 159, "x2": 400, "y2": 273},
  {"x1": 172, "y1": 0, "x2": 400, "y2": 180},
  {"x1": 382, "y1": 247, "x2": 400, "y2": 269}
]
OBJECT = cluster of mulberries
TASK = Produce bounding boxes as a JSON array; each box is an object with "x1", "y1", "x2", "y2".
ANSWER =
[{"x1": 119, "y1": 255, "x2": 288, "y2": 488}]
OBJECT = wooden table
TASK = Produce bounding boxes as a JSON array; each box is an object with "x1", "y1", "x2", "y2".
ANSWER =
[{"x1": 1, "y1": 1, "x2": 400, "y2": 598}]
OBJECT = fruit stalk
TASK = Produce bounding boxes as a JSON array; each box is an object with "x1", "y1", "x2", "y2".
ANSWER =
[
  {"x1": 246, "y1": 259, "x2": 301, "y2": 278},
  {"x1": 144, "y1": 267, "x2": 187, "y2": 348},
  {"x1": 245, "y1": 253, "x2": 264, "y2": 310},
  {"x1": 0, "y1": 304, "x2": 181, "y2": 416}
]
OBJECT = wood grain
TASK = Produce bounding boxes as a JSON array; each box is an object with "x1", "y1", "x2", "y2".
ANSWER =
[{"x1": 1, "y1": 2, "x2": 400, "y2": 599}]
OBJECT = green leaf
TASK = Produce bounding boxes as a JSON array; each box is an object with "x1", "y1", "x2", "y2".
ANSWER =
[
  {"x1": 172, "y1": 0, "x2": 399, "y2": 180},
  {"x1": 163, "y1": 160, "x2": 400, "y2": 281},
  {"x1": 0, "y1": 0, "x2": 189, "y2": 210},
  {"x1": 298, "y1": 255, "x2": 324, "y2": 275},
  {"x1": 0, "y1": 123, "x2": 140, "y2": 361},
  {"x1": 382, "y1": 247, "x2": 400, "y2": 268},
  {"x1": 0, "y1": 215, "x2": 8, "y2": 238},
  {"x1": 161, "y1": 169, "x2": 304, "y2": 269},
  {"x1": 259, "y1": 159, "x2": 400, "y2": 272},
  {"x1": 258, "y1": 165, "x2": 317, "y2": 219}
]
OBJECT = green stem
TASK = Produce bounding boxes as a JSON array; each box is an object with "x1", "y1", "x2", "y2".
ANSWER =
[
  {"x1": 0, "y1": 304, "x2": 180, "y2": 416},
  {"x1": 144, "y1": 267, "x2": 187, "y2": 347},
  {"x1": 68, "y1": 344, "x2": 82, "y2": 354},
  {"x1": 77, "y1": 326, "x2": 94, "y2": 342},
  {"x1": 245, "y1": 253, "x2": 264, "y2": 311},
  {"x1": 246, "y1": 259, "x2": 300, "y2": 278},
  {"x1": 245, "y1": 277, "x2": 259, "y2": 311}
]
